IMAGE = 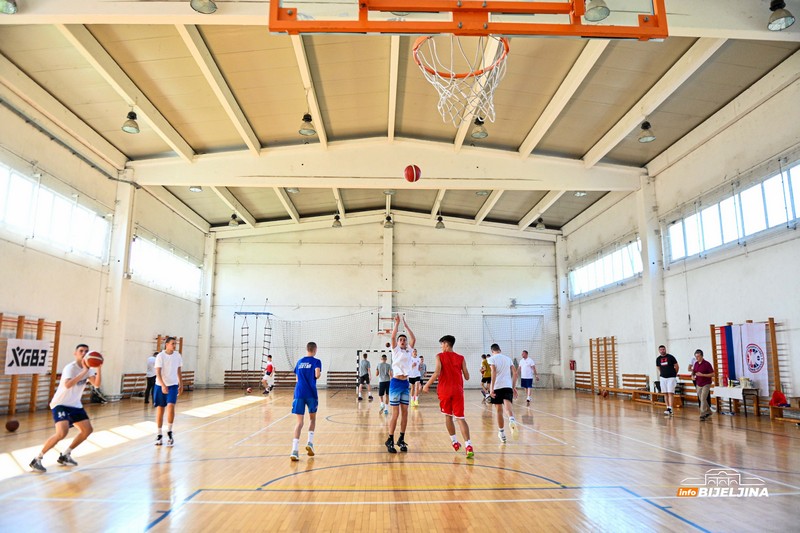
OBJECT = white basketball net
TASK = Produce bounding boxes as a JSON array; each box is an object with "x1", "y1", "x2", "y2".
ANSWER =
[{"x1": 413, "y1": 35, "x2": 509, "y2": 128}]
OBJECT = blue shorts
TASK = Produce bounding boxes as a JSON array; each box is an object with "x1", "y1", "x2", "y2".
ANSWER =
[
  {"x1": 154, "y1": 384, "x2": 179, "y2": 407},
  {"x1": 51, "y1": 405, "x2": 89, "y2": 426},
  {"x1": 292, "y1": 397, "x2": 318, "y2": 415},
  {"x1": 521, "y1": 378, "x2": 533, "y2": 388},
  {"x1": 389, "y1": 378, "x2": 410, "y2": 406}
]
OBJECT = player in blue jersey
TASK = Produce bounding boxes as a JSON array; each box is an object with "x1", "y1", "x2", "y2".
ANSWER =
[{"x1": 290, "y1": 341, "x2": 322, "y2": 461}]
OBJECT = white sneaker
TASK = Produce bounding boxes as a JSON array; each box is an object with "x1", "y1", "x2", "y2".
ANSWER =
[
  {"x1": 664, "y1": 409, "x2": 673, "y2": 417},
  {"x1": 290, "y1": 450, "x2": 299, "y2": 461},
  {"x1": 498, "y1": 431, "x2": 507, "y2": 443}
]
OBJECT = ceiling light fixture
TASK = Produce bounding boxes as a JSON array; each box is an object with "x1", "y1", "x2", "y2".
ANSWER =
[
  {"x1": 534, "y1": 217, "x2": 546, "y2": 230},
  {"x1": 190, "y1": 0, "x2": 217, "y2": 15},
  {"x1": 228, "y1": 214, "x2": 240, "y2": 227},
  {"x1": 384, "y1": 215, "x2": 394, "y2": 229},
  {"x1": 298, "y1": 113, "x2": 316, "y2": 136},
  {"x1": 574, "y1": 191, "x2": 588, "y2": 197},
  {"x1": 121, "y1": 110, "x2": 140, "y2": 134},
  {"x1": 475, "y1": 190, "x2": 490, "y2": 197},
  {"x1": 638, "y1": 121, "x2": 656, "y2": 143},
  {"x1": 584, "y1": 0, "x2": 610, "y2": 22},
  {"x1": 768, "y1": 0, "x2": 796, "y2": 31},
  {"x1": 390, "y1": 11, "x2": 410, "y2": 16},
  {"x1": 286, "y1": 187, "x2": 300, "y2": 194},
  {"x1": 0, "y1": 0, "x2": 17, "y2": 15},
  {"x1": 470, "y1": 117, "x2": 489, "y2": 139},
  {"x1": 384, "y1": 189, "x2": 396, "y2": 196},
  {"x1": 332, "y1": 214, "x2": 342, "y2": 228},
  {"x1": 189, "y1": 185, "x2": 203, "y2": 193},
  {"x1": 435, "y1": 216, "x2": 445, "y2": 230}
]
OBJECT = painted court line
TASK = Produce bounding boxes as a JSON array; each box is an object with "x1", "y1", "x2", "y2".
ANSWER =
[
  {"x1": 531, "y1": 406, "x2": 800, "y2": 491},
  {"x1": 233, "y1": 413, "x2": 291, "y2": 447}
]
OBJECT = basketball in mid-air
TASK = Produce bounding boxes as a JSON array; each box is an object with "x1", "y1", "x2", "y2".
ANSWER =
[
  {"x1": 84, "y1": 351, "x2": 104, "y2": 367},
  {"x1": 5, "y1": 419, "x2": 19, "y2": 432},
  {"x1": 602, "y1": 390, "x2": 609, "y2": 398},
  {"x1": 404, "y1": 164, "x2": 421, "y2": 182},
  {"x1": 246, "y1": 387, "x2": 252, "y2": 394}
]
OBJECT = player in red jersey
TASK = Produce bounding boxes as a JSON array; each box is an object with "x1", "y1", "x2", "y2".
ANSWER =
[{"x1": 422, "y1": 334, "x2": 473, "y2": 458}]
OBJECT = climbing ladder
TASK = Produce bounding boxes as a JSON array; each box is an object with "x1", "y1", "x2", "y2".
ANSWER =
[
  {"x1": 260, "y1": 314, "x2": 273, "y2": 372},
  {"x1": 240, "y1": 315, "x2": 251, "y2": 377}
]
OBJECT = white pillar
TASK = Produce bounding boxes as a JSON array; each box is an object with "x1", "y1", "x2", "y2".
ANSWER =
[
  {"x1": 637, "y1": 175, "x2": 667, "y2": 368},
  {"x1": 555, "y1": 235, "x2": 572, "y2": 389},
  {"x1": 197, "y1": 233, "x2": 216, "y2": 385},
  {"x1": 100, "y1": 180, "x2": 135, "y2": 397},
  {"x1": 380, "y1": 224, "x2": 394, "y2": 329}
]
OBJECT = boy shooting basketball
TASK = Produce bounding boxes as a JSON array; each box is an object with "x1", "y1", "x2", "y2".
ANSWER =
[
  {"x1": 30, "y1": 344, "x2": 101, "y2": 472},
  {"x1": 291, "y1": 342, "x2": 322, "y2": 461},
  {"x1": 423, "y1": 335, "x2": 473, "y2": 458},
  {"x1": 386, "y1": 314, "x2": 415, "y2": 453}
]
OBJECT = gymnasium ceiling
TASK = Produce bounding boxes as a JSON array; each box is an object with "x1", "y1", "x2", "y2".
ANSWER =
[{"x1": 0, "y1": 1, "x2": 798, "y2": 241}]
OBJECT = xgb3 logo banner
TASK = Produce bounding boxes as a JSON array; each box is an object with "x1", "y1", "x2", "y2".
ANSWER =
[{"x1": 5, "y1": 339, "x2": 51, "y2": 375}]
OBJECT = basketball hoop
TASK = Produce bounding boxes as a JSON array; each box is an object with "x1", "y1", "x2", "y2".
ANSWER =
[{"x1": 413, "y1": 35, "x2": 510, "y2": 128}]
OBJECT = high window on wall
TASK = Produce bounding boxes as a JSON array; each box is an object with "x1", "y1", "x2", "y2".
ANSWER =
[
  {"x1": 665, "y1": 158, "x2": 800, "y2": 263},
  {"x1": 129, "y1": 231, "x2": 202, "y2": 300},
  {"x1": 568, "y1": 238, "x2": 643, "y2": 298},
  {"x1": 0, "y1": 161, "x2": 110, "y2": 261}
]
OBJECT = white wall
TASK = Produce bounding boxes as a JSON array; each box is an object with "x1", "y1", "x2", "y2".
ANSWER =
[
  {"x1": 209, "y1": 223, "x2": 557, "y2": 386},
  {"x1": 565, "y1": 78, "x2": 800, "y2": 394},
  {"x1": 0, "y1": 104, "x2": 204, "y2": 396}
]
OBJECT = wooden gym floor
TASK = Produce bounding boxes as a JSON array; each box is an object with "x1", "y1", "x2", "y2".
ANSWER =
[{"x1": 0, "y1": 388, "x2": 798, "y2": 532}]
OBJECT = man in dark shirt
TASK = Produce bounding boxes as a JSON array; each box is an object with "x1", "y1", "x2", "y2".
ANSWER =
[
  {"x1": 692, "y1": 349, "x2": 715, "y2": 420},
  {"x1": 656, "y1": 345, "x2": 679, "y2": 417}
]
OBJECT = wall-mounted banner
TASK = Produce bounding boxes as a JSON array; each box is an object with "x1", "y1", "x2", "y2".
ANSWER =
[{"x1": 4, "y1": 339, "x2": 51, "y2": 375}]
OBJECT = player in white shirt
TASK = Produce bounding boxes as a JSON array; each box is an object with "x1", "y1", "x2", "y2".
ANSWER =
[
  {"x1": 488, "y1": 344, "x2": 518, "y2": 442},
  {"x1": 145, "y1": 351, "x2": 157, "y2": 405},
  {"x1": 518, "y1": 350, "x2": 539, "y2": 403},
  {"x1": 154, "y1": 336, "x2": 183, "y2": 447},
  {"x1": 29, "y1": 344, "x2": 101, "y2": 473},
  {"x1": 386, "y1": 315, "x2": 415, "y2": 453},
  {"x1": 408, "y1": 349, "x2": 422, "y2": 406}
]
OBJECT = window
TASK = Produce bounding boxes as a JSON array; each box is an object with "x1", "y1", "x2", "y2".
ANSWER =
[
  {"x1": 129, "y1": 236, "x2": 202, "y2": 299},
  {"x1": 0, "y1": 161, "x2": 110, "y2": 261},
  {"x1": 665, "y1": 158, "x2": 800, "y2": 263},
  {"x1": 569, "y1": 239, "x2": 642, "y2": 298}
]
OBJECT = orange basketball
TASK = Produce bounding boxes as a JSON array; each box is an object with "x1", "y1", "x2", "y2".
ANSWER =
[
  {"x1": 603, "y1": 390, "x2": 609, "y2": 398},
  {"x1": 5, "y1": 419, "x2": 19, "y2": 432},
  {"x1": 404, "y1": 164, "x2": 421, "y2": 182},
  {"x1": 246, "y1": 387, "x2": 253, "y2": 394},
  {"x1": 85, "y1": 351, "x2": 104, "y2": 367}
]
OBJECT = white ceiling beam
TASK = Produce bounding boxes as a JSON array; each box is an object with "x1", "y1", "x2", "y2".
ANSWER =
[
  {"x1": 648, "y1": 48, "x2": 800, "y2": 177},
  {"x1": 291, "y1": 35, "x2": 327, "y2": 149},
  {"x1": 57, "y1": 24, "x2": 195, "y2": 163},
  {"x1": 176, "y1": 25, "x2": 260, "y2": 155},
  {"x1": 474, "y1": 190, "x2": 504, "y2": 224},
  {"x1": 518, "y1": 191, "x2": 565, "y2": 230},
  {"x1": 130, "y1": 140, "x2": 643, "y2": 191},
  {"x1": 561, "y1": 191, "x2": 631, "y2": 236},
  {"x1": 210, "y1": 186, "x2": 256, "y2": 228},
  {"x1": 388, "y1": 36, "x2": 400, "y2": 142},
  {"x1": 430, "y1": 189, "x2": 447, "y2": 219},
  {"x1": 142, "y1": 186, "x2": 210, "y2": 233},
  {"x1": 3, "y1": 2, "x2": 798, "y2": 43},
  {"x1": 518, "y1": 40, "x2": 609, "y2": 159},
  {"x1": 395, "y1": 212, "x2": 558, "y2": 242},
  {"x1": 453, "y1": 37, "x2": 504, "y2": 152},
  {"x1": 215, "y1": 211, "x2": 385, "y2": 239},
  {"x1": 583, "y1": 37, "x2": 726, "y2": 168},
  {"x1": 332, "y1": 188, "x2": 346, "y2": 218},
  {"x1": 0, "y1": 54, "x2": 125, "y2": 175},
  {"x1": 274, "y1": 187, "x2": 300, "y2": 222}
]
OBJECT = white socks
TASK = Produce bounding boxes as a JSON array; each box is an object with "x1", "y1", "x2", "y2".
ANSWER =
[
  {"x1": 450, "y1": 434, "x2": 458, "y2": 444},
  {"x1": 308, "y1": 431, "x2": 314, "y2": 444},
  {"x1": 292, "y1": 438, "x2": 300, "y2": 451}
]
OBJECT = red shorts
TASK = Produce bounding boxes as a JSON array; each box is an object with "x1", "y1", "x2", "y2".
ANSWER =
[{"x1": 438, "y1": 392, "x2": 465, "y2": 419}]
